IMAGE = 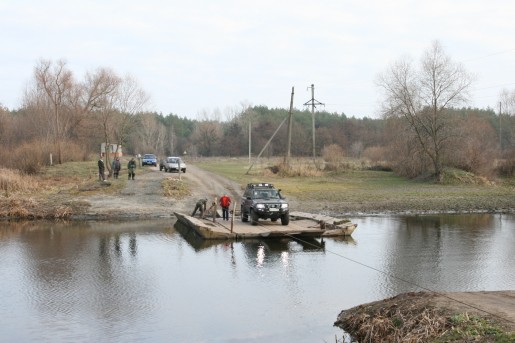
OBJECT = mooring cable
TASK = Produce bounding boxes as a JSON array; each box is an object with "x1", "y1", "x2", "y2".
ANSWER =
[{"x1": 247, "y1": 219, "x2": 515, "y2": 327}]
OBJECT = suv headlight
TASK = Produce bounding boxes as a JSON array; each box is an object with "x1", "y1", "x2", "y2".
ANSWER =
[
  {"x1": 255, "y1": 204, "x2": 265, "y2": 209},
  {"x1": 281, "y1": 203, "x2": 288, "y2": 209}
]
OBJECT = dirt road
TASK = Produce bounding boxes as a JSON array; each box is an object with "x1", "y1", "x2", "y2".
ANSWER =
[{"x1": 79, "y1": 164, "x2": 243, "y2": 219}]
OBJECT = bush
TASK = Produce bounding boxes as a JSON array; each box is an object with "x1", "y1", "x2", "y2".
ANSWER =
[
  {"x1": 265, "y1": 160, "x2": 321, "y2": 177},
  {"x1": 0, "y1": 139, "x2": 91, "y2": 174},
  {"x1": 495, "y1": 158, "x2": 515, "y2": 177},
  {"x1": 322, "y1": 144, "x2": 345, "y2": 171},
  {"x1": 2, "y1": 140, "x2": 53, "y2": 174},
  {"x1": 363, "y1": 146, "x2": 392, "y2": 171},
  {"x1": 0, "y1": 168, "x2": 39, "y2": 195}
]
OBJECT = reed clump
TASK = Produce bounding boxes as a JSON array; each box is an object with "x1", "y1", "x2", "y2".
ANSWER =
[
  {"x1": 0, "y1": 168, "x2": 40, "y2": 196},
  {"x1": 162, "y1": 177, "x2": 191, "y2": 198},
  {"x1": 335, "y1": 292, "x2": 514, "y2": 343}
]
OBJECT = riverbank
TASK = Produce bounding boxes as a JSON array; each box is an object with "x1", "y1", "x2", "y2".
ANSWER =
[
  {"x1": 1, "y1": 161, "x2": 514, "y2": 340},
  {"x1": 335, "y1": 291, "x2": 515, "y2": 342},
  {"x1": 0, "y1": 159, "x2": 514, "y2": 219}
]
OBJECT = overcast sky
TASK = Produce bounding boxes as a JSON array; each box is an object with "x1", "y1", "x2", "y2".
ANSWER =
[{"x1": 1, "y1": 0, "x2": 514, "y2": 119}]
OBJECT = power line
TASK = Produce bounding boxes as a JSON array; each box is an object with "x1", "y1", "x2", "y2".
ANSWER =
[{"x1": 462, "y1": 49, "x2": 515, "y2": 63}]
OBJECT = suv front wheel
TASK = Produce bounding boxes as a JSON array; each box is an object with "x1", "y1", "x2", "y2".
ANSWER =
[
  {"x1": 281, "y1": 213, "x2": 290, "y2": 225},
  {"x1": 241, "y1": 206, "x2": 248, "y2": 222}
]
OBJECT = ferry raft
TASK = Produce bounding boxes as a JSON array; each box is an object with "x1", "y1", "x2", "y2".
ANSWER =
[{"x1": 173, "y1": 211, "x2": 357, "y2": 240}]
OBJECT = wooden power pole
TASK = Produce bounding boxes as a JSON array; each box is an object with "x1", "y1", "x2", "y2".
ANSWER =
[
  {"x1": 285, "y1": 87, "x2": 294, "y2": 166},
  {"x1": 499, "y1": 102, "x2": 502, "y2": 150}
]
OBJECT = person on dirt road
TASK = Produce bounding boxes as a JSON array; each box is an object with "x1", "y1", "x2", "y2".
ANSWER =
[
  {"x1": 112, "y1": 157, "x2": 121, "y2": 179},
  {"x1": 128, "y1": 158, "x2": 136, "y2": 180},
  {"x1": 219, "y1": 194, "x2": 231, "y2": 220},
  {"x1": 192, "y1": 199, "x2": 207, "y2": 217},
  {"x1": 98, "y1": 156, "x2": 106, "y2": 181}
]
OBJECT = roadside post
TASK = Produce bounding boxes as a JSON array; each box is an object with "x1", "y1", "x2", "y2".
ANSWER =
[
  {"x1": 230, "y1": 201, "x2": 237, "y2": 233},
  {"x1": 212, "y1": 197, "x2": 217, "y2": 223}
]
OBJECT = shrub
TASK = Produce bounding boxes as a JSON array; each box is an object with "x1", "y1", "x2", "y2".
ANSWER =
[
  {"x1": 322, "y1": 144, "x2": 345, "y2": 171},
  {"x1": 495, "y1": 158, "x2": 515, "y2": 177},
  {"x1": 6, "y1": 140, "x2": 53, "y2": 174},
  {"x1": 0, "y1": 139, "x2": 91, "y2": 174},
  {"x1": 0, "y1": 168, "x2": 39, "y2": 195}
]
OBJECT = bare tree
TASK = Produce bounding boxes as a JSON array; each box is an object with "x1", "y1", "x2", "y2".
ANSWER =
[
  {"x1": 112, "y1": 75, "x2": 149, "y2": 155},
  {"x1": 137, "y1": 112, "x2": 166, "y2": 154},
  {"x1": 191, "y1": 120, "x2": 222, "y2": 156},
  {"x1": 34, "y1": 59, "x2": 74, "y2": 164},
  {"x1": 499, "y1": 88, "x2": 515, "y2": 151},
  {"x1": 499, "y1": 89, "x2": 515, "y2": 115},
  {"x1": 84, "y1": 68, "x2": 121, "y2": 172},
  {"x1": 85, "y1": 70, "x2": 149, "y2": 172},
  {"x1": 377, "y1": 41, "x2": 474, "y2": 180}
]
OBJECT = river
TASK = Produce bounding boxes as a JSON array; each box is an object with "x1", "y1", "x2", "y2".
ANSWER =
[{"x1": 0, "y1": 214, "x2": 514, "y2": 342}]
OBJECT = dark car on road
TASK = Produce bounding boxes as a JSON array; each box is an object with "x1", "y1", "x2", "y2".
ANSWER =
[
  {"x1": 241, "y1": 183, "x2": 289, "y2": 226},
  {"x1": 142, "y1": 154, "x2": 157, "y2": 166}
]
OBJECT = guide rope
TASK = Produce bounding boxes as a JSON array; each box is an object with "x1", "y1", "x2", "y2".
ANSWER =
[{"x1": 248, "y1": 219, "x2": 515, "y2": 327}]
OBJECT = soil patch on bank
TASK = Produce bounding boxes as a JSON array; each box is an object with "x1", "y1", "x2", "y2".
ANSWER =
[{"x1": 335, "y1": 291, "x2": 515, "y2": 342}]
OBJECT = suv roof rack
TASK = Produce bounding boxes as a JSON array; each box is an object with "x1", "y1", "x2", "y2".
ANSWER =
[{"x1": 246, "y1": 183, "x2": 275, "y2": 189}]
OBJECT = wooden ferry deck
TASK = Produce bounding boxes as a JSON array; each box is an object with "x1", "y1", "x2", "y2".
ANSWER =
[{"x1": 173, "y1": 211, "x2": 357, "y2": 240}]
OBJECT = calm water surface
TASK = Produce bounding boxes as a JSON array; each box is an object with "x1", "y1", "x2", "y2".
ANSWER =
[{"x1": 0, "y1": 214, "x2": 514, "y2": 342}]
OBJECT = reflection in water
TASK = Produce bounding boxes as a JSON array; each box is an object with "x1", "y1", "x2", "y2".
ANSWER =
[
  {"x1": 0, "y1": 214, "x2": 513, "y2": 343},
  {"x1": 372, "y1": 214, "x2": 515, "y2": 295}
]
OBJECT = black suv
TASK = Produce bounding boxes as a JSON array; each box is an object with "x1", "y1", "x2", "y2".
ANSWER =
[{"x1": 241, "y1": 183, "x2": 289, "y2": 226}]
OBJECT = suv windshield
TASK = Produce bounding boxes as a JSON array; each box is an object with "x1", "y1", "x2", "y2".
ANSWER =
[{"x1": 252, "y1": 190, "x2": 279, "y2": 199}]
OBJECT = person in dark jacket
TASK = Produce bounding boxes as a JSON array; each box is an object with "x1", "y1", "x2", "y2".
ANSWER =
[
  {"x1": 191, "y1": 199, "x2": 207, "y2": 217},
  {"x1": 112, "y1": 158, "x2": 121, "y2": 179},
  {"x1": 98, "y1": 156, "x2": 106, "y2": 181},
  {"x1": 128, "y1": 158, "x2": 136, "y2": 180}
]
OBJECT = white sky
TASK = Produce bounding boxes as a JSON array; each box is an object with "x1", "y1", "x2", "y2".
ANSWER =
[{"x1": 1, "y1": 0, "x2": 514, "y2": 119}]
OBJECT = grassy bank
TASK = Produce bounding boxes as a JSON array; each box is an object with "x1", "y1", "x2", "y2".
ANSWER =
[
  {"x1": 0, "y1": 160, "x2": 151, "y2": 219},
  {"x1": 194, "y1": 157, "x2": 515, "y2": 215},
  {"x1": 1, "y1": 157, "x2": 514, "y2": 219}
]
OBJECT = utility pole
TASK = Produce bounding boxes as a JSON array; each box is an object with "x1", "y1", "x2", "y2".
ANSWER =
[
  {"x1": 285, "y1": 87, "x2": 294, "y2": 166},
  {"x1": 499, "y1": 102, "x2": 502, "y2": 150},
  {"x1": 303, "y1": 84, "x2": 324, "y2": 163},
  {"x1": 248, "y1": 119, "x2": 251, "y2": 164},
  {"x1": 170, "y1": 124, "x2": 174, "y2": 155}
]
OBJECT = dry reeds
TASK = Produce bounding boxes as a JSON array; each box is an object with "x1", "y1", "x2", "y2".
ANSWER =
[
  {"x1": 334, "y1": 292, "x2": 513, "y2": 342},
  {"x1": 335, "y1": 292, "x2": 450, "y2": 342},
  {"x1": 0, "y1": 168, "x2": 39, "y2": 195},
  {"x1": 162, "y1": 177, "x2": 191, "y2": 198},
  {"x1": 265, "y1": 160, "x2": 323, "y2": 177},
  {"x1": 0, "y1": 168, "x2": 74, "y2": 219},
  {"x1": 0, "y1": 195, "x2": 73, "y2": 219}
]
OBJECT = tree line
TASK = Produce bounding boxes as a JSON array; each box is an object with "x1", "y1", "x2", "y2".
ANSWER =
[{"x1": 0, "y1": 44, "x2": 514, "y2": 179}]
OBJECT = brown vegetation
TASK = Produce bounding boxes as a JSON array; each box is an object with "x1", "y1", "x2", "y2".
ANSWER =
[
  {"x1": 335, "y1": 292, "x2": 515, "y2": 342},
  {"x1": 162, "y1": 177, "x2": 191, "y2": 198},
  {"x1": 0, "y1": 54, "x2": 514, "y2": 190},
  {"x1": 0, "y1": 168, "x2": 39, "y2": 195}
]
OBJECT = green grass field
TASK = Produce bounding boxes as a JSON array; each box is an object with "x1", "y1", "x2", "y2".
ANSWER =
[{"x1": 194, "y1": 157, "x2": 515, "y2": 214}]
